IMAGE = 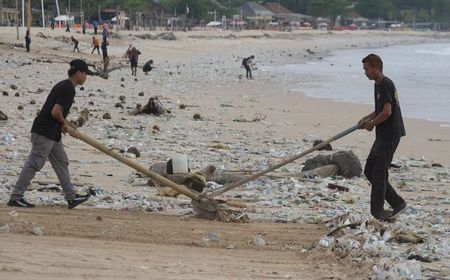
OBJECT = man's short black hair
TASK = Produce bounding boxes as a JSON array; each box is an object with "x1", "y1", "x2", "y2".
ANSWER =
[{"x1": 68, "y1": 59, "x2": 94, "y2": 76}]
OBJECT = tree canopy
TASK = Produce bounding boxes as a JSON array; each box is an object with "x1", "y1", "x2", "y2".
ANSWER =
[{"x1": 2, "y1": 0, "x2": 449, "y2": 25}]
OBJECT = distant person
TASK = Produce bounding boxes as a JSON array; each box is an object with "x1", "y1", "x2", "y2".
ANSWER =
[
  {"x1": 358, "y1": 54, "x2": 407, "y2": 221},
  {"x1": 50, "y1": 16, "x2": 55, "y2": 30},
  {"x1": 242, "y1": 55, "x2": 254, "y2": 79},
  {"x1": 65, "y1": 22, "x2": 70, "y2": 32},
  {"x1": 71, "y1": 36, "x2": 80, "y2": 52},
  {"x1": 7, "y1": 59, "x2": 94, "y2": 209},
  {"x1": 93, "y1": 20, "x2": 98, "y2": 34},
  {"x1": 82, "y1": 21, "x2": 87, "y2": 34},
  {"x1": 25, "y1": 30, "x2": 31, "y2": 52},
  {"x1": 102, "y1": 23, "x2": 109, "y2": 42},
  {"x1": 101, "y1": 40, "x2": 109, "y2": 63},
  {"x1": 91, "y1": 36, "x2": 100, "y2": 54},
  {"x1": 126, "y1": 47, "x2": 141, "y2": 76},
  {"x1": 143, "y1": 59, "x2": 154, "y2": 75}
]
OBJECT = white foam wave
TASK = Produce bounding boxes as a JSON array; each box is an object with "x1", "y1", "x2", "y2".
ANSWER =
[{"x1": 416, "y1": 47, "x2": 450, "y2": 56}]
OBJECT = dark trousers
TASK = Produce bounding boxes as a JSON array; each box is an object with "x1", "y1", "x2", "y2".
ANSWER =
[
  {"x1": 73, "y1": 44, "x2": 80, "y2": 52},
  {"x1": 244, "y1": 65, "x2": 252, "y2": 79},
  {"x1": 91, "y1": 46, "x2": 100, "y2": 54},
  {"x1": 25, "y1": 42, "x2": 30, "y2": 52},
  {"x1": 364, "y1": 137, "x2": 405, "y2": 219}
]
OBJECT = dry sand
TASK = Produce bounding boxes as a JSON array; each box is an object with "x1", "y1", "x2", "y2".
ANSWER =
[{"x1": 1, "y1": 27, "x2": 449, "y2": 279}]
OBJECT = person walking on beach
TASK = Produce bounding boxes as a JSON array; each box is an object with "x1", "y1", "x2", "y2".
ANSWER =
[
  {"x1": 102, "y1": 23, "x2": 109, "y2": 42},
  {"x1": 71, "y1": 36, "x2": 80, "y2": 52},
  {"x1": 50, "y1": 16, "x2": 55, "y2": 30},
  {"x1": 7, "y1": 59, "x2": 94, "y2": 209},
  {"x1": 242, "y1": 55, "x2": 254, "y2": 79},
  {"x1": 126, "y1": 47, "x2": 141, "y2": 76},
  {"x1": 65, "y1": 22, "x2": 70, "y2": 33},
  {"x1": 25, "y1": 30, "x2": 31, "y2": 52},
  {"x1": 82, "y1": 21, "x2": 87, "y2": 34},
  {"x1": 358, "y1": 53, "x2": 407, "y2": 221},
  {"x1": 101, "y1": 40, "x2": 109, "y2": 63},
  {"x1": 91, "y1": 36, "x2": 100, "y2": 54},
  {"x1": 93, "y1": 20, "x2": 98, "y2": 34}
]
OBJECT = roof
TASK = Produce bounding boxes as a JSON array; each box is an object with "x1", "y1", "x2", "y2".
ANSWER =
[
  {"x1": 264, "y1": 2, "x2": 293, "y2": 14},
  {"x1": 240, "y1": 2, "x2": 274, "y2": 17}
]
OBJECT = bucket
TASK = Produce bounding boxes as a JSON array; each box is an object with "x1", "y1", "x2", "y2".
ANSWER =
[{"x1": 168, "y1": 154, "x2": 189, "y2": 174}]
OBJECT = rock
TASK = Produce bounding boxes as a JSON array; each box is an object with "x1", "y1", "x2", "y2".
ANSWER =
[
  {"x1": 179, "y1": 104, "x2": 186, "y2": 109},
  {"x1": 193, "y1": 113, "x2": 201, "y2": 120},
  {"x1": 127, "y1": 147, "x2": 140, "y2": 158},
  {"x1": 302, "y1": 151, "x2": 362, "y2": 178},
  {"x1": 79, "y1": 86, "x2": 84, "y2": 91},
  {"x1": 10, "y1": 84, "x2": 17, "y2": 90},
  {"x1": 30, "y1": 99, "x2": 36, "y2": 105},
  {"x1": 331, "y1": 150, "x2": 362, "y2": 178},
  {"x1": 96, "y1": 216, "x2": 102, "y2": 221},
  {"x1": 152, "y1": 124, "x2": 160, "y2": 131},
  {"x1": 302, "y1": 154, "x2": 332, "y2": 171},
  {"x1": 97, "y1": 89, "x2": 102, "y2": 92},
  {"x1": 313, "y1": 139, "x2": 332, "y2": 151},
  {"x1": 254, "y1": 234, "x2": 266, "y2": 249},
  {"x1": 31, "y1": 226, "x2": 44, "y2": 236},
  {"x1": 119, "y1": 95, "x2": 126, "y2": 103},
  {"x1": 121, "y1": 77, "x2": 125, "y2": 82},
  {"x1": 0, "y1": 224, "x2": 11, "y2": 234},
  {"x1": 102, "y1": 113, "x2": 111, "y2": 119},
  {"x1": 2, "y1": 91, "x2": 8, "y2": 96},
  {"x1": 37, "y1": 88, "x2": 44, "y2": 93},
  {"x1": 89, "y1": 101, "x2": 94, "y2": 106},
  {"x1": 18, "y1": 105, "x2": 24, "y2": 110},
  {"x1": 0, "y1": 111, "x2": 7, "y2": 121},
  {"x1": 138, "y1": 91, "x2": 144, "y2": 96},
  {"x1": 114, "y1": 103, "x2": 123, "y2": 109},
  {"x1": 14, "y1": 92, "x2": 20, "y2": 97}
]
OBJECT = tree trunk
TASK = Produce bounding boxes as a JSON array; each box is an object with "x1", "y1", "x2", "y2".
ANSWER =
[{"x1": 25, "y1": 0, "x2": 31, "y2": 32}]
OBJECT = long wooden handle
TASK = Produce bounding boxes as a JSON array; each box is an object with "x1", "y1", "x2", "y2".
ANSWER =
[
  {"x1": 67, "y1": 127, "x2": 200, "y2": 200},
  {"x1": 206, "y1": 123, "x2": 363, "y2": 199}
]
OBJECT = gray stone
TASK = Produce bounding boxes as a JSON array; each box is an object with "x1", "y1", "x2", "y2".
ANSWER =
[{"x1": 331, "y1": 150, "x2": 362, "y2": 178}]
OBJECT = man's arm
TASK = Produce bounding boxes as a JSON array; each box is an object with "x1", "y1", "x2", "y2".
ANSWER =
[
  {"x1": 358, "y1": 111, "x2": 376, "y2": 126},
  {"x1": 51, "y1": 104, "x2": 71, "y2": 133},
  {"x1": 363, "y1": 103, "x2": 392, "y2": 131}
]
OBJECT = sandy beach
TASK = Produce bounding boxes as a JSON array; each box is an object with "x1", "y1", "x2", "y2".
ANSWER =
[{"x1": 1, "y1": 27, "x2": 449, "y2": 279}]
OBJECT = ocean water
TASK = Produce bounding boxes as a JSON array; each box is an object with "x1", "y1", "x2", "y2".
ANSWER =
[{"x1": 263, "y1": 42, "x2": 450, "y2": 124}]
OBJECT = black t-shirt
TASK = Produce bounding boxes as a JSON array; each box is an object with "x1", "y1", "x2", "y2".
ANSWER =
[
  {"x1": 374, "y1": 76, "x2": 406, "y2": 140},
  {"x1": 31, "y1": 79, "x2": 76, "y2": 141},
  {"x1": 242, "y1": 57, "x2": 252, "y2": 66}
]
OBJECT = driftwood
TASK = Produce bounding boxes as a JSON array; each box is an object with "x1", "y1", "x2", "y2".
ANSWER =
[{"x1": 130, "y1": 97, "x2": 171, "y2": 116}]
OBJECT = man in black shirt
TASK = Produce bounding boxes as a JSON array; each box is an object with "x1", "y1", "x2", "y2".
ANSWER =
[
  {"x1": 101, "y1": 40, "x2": 109, "y2": 63},
  {"x1": 25, "y1": 30, "x2": 31, "y2": 52},
  {"x1": 71, "y1": 36, "x2": 80, "y2": 52},
  {"x1": 8, "y1": 59, "x2": 94, "y2": 209},
  {"x1": 359, "y1": 54, "x2": 407, "y2": 221},
  {"x1": 143, "y1": 59, "x2": 154, "y2": 75},
  {"x1": 242, "y1": 55, "x2": 254, "y2": 79}
]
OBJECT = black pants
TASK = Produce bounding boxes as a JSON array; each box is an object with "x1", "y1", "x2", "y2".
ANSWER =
[
  {"x1": 364, "y1": 138, "x2": 405, "y2": 219},
  {"x1": 92, "y1": 46, "x2": 100, "y2": 54},
  {"x1": 25, "y1": 42, "x2": 30, "y2": 52},
  {"x1": 102, "y1": 51, "x2": 108, "y2": 62},
  {"x1": 244, "y1": 65, "x2": 252, "y2": 79},
  {"x1": 73, "y1": 44, "x2": 79, "y2": 52}
]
